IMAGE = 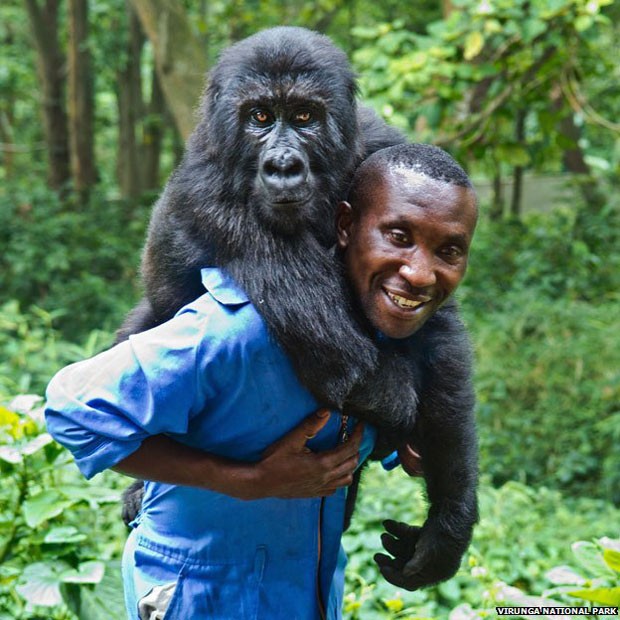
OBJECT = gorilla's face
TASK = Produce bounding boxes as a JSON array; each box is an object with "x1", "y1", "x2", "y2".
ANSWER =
[
  {"x1": 242, "y1": 95, "x2": 328, "y2": 232},
  {"x1": 202, "y1": 27, "x2": 360, "y2": 238}
]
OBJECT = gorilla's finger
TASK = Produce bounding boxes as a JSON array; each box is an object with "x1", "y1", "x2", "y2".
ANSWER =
[
  {"x1": 383, "y1": 519, "x2": 421, "y2": 539},
  {"x1": 374, "y1": 552, "x2": 404, "y2": 571},
  {"x1": 376, "y1": 563, "x2": 417, "y2": 590},
  {"x1": 380, "y1": 533, "x2": 412, "y2": 561}
]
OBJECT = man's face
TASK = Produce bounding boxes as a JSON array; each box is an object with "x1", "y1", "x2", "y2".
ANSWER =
[{"x1": 337, "y1": 169, "x2": 478, "y2": 339}]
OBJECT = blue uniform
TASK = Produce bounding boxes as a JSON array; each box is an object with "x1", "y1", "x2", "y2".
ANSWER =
[{"x1": 45, "y1": 268, "x2": 376, "y2": 619}]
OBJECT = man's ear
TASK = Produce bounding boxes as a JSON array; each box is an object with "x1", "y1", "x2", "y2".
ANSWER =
[{"x1": 336, "y1": 201, "x2": 354, "y2": 250}]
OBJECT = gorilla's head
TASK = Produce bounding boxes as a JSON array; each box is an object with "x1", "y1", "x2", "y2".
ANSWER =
[{"x1": 189, "y1": 27, "x2": 362, "y2": 239}]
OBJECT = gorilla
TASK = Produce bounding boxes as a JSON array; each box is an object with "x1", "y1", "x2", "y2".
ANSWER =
[{"x1": 118, "y1": 26, "x2": 478, "y2": 591}]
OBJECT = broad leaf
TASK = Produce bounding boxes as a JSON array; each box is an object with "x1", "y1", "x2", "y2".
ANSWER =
[
  {"x1": 23, "y1": 490, "x2": 77, "y2": 528},
  {"x1": 568, "y1": 587, "x2": 620, "y2": 605},
  {"x1": 15, "y1": 561, "x2": 68, "y2": 607}
]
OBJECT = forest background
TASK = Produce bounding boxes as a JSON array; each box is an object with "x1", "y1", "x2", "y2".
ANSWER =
[{"x1": 1, "y1": 0, "x2": 619, "y2": 618}]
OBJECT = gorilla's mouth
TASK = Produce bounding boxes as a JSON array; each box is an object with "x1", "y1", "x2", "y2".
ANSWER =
[{"x1": 271, "y1": 196, "x2": 310, "y2": 208}]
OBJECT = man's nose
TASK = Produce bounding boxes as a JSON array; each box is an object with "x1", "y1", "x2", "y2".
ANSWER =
[{"x1": 398, "y1": 253, "x2": 437, "y2": 288}]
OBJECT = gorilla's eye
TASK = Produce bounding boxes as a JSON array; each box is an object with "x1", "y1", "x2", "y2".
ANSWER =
[
  {"x1": 251, "y1": 109, "x2": 273, "y2": 125},
  {"x1": 294, "y1": 110, "x2": 313, "y2": 124}
]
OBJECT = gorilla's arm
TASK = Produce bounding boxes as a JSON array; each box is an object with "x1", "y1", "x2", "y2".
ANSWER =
[{"x1": 374, "y1": 303, "x2": 479, "y2": 590}]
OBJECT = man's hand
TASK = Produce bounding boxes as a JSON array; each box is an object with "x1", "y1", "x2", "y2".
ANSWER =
[
  {"x1": 113, "y1": 409, "x2": 361, "y2": 501},
  {"x1": 248, "y1": 409, "x2": 363, "y2": 499},
  {"x1": 398, "y1": 444, "x2": 423, "y2": 477}
]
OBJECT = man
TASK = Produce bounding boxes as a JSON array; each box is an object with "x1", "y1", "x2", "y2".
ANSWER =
[
  {"x1": 45, "y1": 143, "x2": 477, "y2": 619},
  {"x1": 335, "y1": 143, "x2": 478, "y2": 591}
]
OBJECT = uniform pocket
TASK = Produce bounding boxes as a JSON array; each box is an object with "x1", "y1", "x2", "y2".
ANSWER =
[
  {"x1": 138, "y1": 579, "x2": 180, "y2": 620},
  {"x1": 134, "y1": 539, "x2": 267, "y2": 620}
]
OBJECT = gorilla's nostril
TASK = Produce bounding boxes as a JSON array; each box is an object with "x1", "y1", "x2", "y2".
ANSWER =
[{"x1": 263, "y1": 149, "x2": 306, "y2": 179}]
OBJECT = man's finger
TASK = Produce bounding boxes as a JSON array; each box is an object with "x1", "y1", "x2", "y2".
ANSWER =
[
  {"x1": 302, "y1": 408, "x2": 331, "y2": 439},
  {"x1": 264, "y1": 409, "x2": 331, "y2": 455},
  {"x1": 398, "y1": 443, "x2": 424, "y2": 477},
  {"x1": 320, "y1": 422, "x2": 364, "y2": 466},
  {"x1": 347, "y1": 420, "x2": 365, "y2": 445}
]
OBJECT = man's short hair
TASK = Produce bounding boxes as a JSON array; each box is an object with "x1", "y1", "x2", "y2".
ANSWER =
[{"x1": 347, "y1": 143, "x2": 473, "y2": 210}]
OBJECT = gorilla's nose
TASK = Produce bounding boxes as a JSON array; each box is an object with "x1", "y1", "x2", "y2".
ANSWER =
[{"x1": 260, "y1": 147, "x2": 308, "y2": 196}]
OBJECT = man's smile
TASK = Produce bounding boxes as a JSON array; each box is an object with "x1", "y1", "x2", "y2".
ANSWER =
[{"x1": 383, "y1": 287, "x2": 432, "y2": 312}]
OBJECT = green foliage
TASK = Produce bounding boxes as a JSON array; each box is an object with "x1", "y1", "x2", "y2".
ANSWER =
[
  {"x1": 0, "y1": 397, "x2": 126, "y2": 619},
  {"x1": 545, "y1": 537, "x2": 620, "y2": 607},
  {"x1": 0, "y1": 301, "x2": 111, "y2": 400},
  {"x1": 351, "y1": 0, "x2": 618, "y2": 179},
  {"x1": 0, "y1": 182, "x2": 147, "y2": 340},
  {"x1": 343, "y1": 466, "x2": 620, "y2": 618},
  {"x1": 462, "y1": 199, "x2": 620, "y2": 310},
  {"x1": 472, "y1": 295, "x2": 620, "y2": 501},
  {"x1": 453, "y1": 204, "x2": 620, "y2": 503}
]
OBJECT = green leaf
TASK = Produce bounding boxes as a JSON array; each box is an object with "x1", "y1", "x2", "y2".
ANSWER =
[
  {"x1": 497, "y1": 145, "x2": 531, "y2": 167},
  {"x1": 571, "y1": 541, "x2": 611, "y2": 577},
  {"x1": 522, "y1": 18, "x2": 547, "y2": 41},
  {"x1": 464, "y1": 31, "x2": 485, "y2": 60},
  {"x1": 23, "y1": 490, "x2": 78, "y2": 528},
  {"x1": 574, "y1": 15, "x2": 594, "y2": 31},
  {"x1": 61, "y1": 561, "x2": 105, "y2": 584},
  {"x1": 546, "y1": 565, "x2": 587, "y2": 586},
  {"x1": 44, "y1": 526, "x2": 87, "y2": 544},
  {"x1": 15, "y1": 561, "x2": 68, "y2": 607},
  {"x1": 567, "y1": 587, "x2": 620, "y2": 605},
  {"x1": 0, "y1": 445, "x2": 22, "y2": 464},
  {"x1": 603, "y1": 548, "x2": 620, "y2": 573},
  {"x1": 21, "y1": 433, "x2": 53, "y2": 456},
  {"x1": 72, "y1": 561, "x2": 126, "y2": 620},
  {"x1": 60, "y1": 484, "x2": 121, "y2": 507}
]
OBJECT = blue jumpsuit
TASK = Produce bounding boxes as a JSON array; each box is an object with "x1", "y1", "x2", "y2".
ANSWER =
[{"x1": 45, "y1": 268, "x2": 376, "y2": 619}]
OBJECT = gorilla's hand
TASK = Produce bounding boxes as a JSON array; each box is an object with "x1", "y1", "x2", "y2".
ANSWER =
[{"x1": 374, "y1": 518, "x2": 467, "y2": 590}]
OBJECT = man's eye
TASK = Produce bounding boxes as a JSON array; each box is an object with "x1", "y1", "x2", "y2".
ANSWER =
[
  {"x1": 251, "y1": 109, "x2": 272, "y2": 125},
  {"x1": 388, "y1": 230, "x2": 409, "y2": 244},
  {"x1": 440, "y1": 246, "x2": 465, "y2": 261},
  {"x1": 294, "y1": 110, "x2": 312, "y2": 123}
]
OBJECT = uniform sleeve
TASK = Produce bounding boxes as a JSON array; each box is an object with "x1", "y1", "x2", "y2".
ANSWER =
[{"x1": 44, "y1": 309, "x2": 216, "y2": 479}]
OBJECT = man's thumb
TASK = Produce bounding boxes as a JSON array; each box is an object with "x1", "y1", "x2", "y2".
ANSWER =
[
  {"x1": 302, "y1": 408, "x2": 331, "y2": 440},
  {"x1": 264, "y1": 409, "x2": 331, "y2": 457}
]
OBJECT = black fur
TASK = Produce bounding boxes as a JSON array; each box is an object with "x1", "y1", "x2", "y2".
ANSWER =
[{"x1": 118, "y1": 27, "x2": 477, "y2": 590}]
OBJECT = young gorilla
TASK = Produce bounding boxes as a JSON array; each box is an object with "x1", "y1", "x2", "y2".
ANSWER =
[
  {"x1": 118, "y1": 26, "x2": 477, "y2": 590},
  {"x1": 45, "y1": 143, "x2": 478, "y2": 618}
]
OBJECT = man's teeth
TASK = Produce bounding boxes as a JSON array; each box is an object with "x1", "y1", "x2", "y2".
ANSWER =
[{"x1": 387, "y1": 292, "x2": 426, "y2": 309}]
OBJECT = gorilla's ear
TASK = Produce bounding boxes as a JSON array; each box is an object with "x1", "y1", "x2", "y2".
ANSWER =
[{"x1": 336, "y1": 201, "x2": 354, "y2": 250}]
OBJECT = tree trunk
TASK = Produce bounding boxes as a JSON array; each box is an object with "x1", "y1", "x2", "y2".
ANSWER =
[
  {"x1": 510, "y1": 109, "x2": 526, "y2": 219},
  {"x1": 489, "y1": 172, "x2": 504, "y2": 221},
  {"x1": 129, "y1": 0, "x2": 207, "y2": 140},
  {"x1": 141, "y1": 67, "x2": 165, "y2": 191},
  {"x1": 116, "y1": 3, "x2": 144, "y2": 199},
  {"x1": 24, "y1": 0, "x2": 71, "y2": 192},
  {"x1": 68, "y1": 0, "x2": 97, "y2": 197},
  {"x1": 1, "y1": 24, "x2": 16, "y2": 179},
  {"x1": 550, "y1": 83, "x2": 604, "y2": 211}
]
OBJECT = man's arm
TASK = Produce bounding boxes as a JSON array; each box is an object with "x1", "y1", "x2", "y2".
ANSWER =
[{"x1": 113, "y1": 410, "x2": 364, "y2": 500}]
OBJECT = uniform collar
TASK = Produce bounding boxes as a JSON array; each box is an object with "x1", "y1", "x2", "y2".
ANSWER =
[{"x1": 200, "y1": 268, "x2": 250, "y2": 306}]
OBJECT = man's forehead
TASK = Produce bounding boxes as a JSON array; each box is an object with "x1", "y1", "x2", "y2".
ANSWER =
[
  {"x1": 359, "y1": 167, "x2": 477, "y2": 230},
  {"x1": 367, "y1": 167, "x2": 462, "y2": 209}
]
